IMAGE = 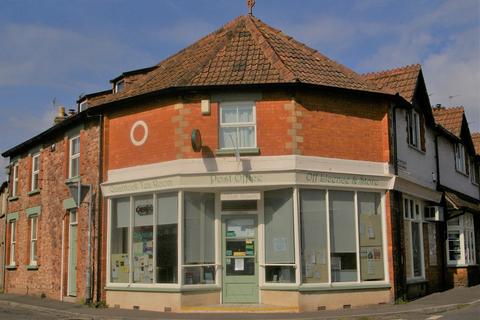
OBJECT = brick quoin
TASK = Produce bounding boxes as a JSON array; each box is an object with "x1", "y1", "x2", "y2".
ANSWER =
[{"x1": 4, "y1": 121, "x2": 100, "y2": 302}]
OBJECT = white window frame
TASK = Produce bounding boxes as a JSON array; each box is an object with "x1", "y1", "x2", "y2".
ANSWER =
[
  {"x1": 30, "y1": 216, "x2": 38, "y2": 266},
  {"x1": 408, "y1": 109, "x2": 421, "y2": 149},
  {"x1": 79, "y1": 100, "x2": 88, "y2": 112},
  {"x1": 470, "y1": 157, "x2": 479, "y2": 185},
  {"x1": 12, "y1": 163, "x2": 19, "y2": 197},
  {"x1": 455, "y1": 143, "x2": 467, "y2": 175},
  {"x1": 219, "y1": 101, "x2": 257, "y2": 150},
  {"x1": 403, "y1": 195, "x2": 425, "y2": 280},
  {"x1": 9, "y1": 221, "x2": 16, "y2": 266},
  {"x1": 296, "y1": 188, "x2": 389, "y2": 289},
  {"x1": 447, "y1": 213, "x2": 476, "y2": 266},
  {"x1": 69, "y1": 136, "x2": 80, "y2": 179},
  {"x1": 114, "y1": 79, "x2": 125, "y2": 93},
  {"x1": 31, "y1": 153, "x2": 40, "y2": 191}
]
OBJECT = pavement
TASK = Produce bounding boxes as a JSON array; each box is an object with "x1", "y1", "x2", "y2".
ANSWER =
[{"x1": 0, "y1": 285, "x2": 479, "y2": 319}]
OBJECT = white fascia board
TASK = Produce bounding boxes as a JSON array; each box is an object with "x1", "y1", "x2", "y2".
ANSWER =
[{"x1": 107, "y1": 155, "x2": 390, "y2": 184}]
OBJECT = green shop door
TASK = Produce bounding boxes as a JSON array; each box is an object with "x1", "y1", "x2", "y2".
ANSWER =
[
  {"x1": 67, "y1": 210, "x2": 78, "y2": 297},
  {"x1": 222, "y1": 216, "x2": 258, "y2": 304}
]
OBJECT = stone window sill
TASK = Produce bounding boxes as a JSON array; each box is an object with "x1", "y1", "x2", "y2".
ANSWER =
[
  {"x1": 27, "y1": 265, "x2": 39, "y2": 271},
  {"x1": 6, "y1": 265, "x2": 17, "y2": 270},
  {"x1": 215, "y1": 148, "x2": 260, "y2": 156},
  {"x1": 8, "y1": 196, "x2": 19, "y2": 202},
  {"x1": 27, "y1": 190, "x2": 40, "y2": 196},
  {"x1": 65, "y1": 176, "x2": 81, "y2": 184}
]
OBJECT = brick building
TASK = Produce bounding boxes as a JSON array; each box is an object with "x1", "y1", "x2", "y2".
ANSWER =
[
  {"x1": 1, "y1": 13, "x2": 478, "y2": 312},
  {"x1": 0, "y1": 181, "x2": 8, "y2": 292},
  {"x1": 433, "y1": 106, "x2": 480, "y2": 288},
  {"x1": 1, "y1": 109, "x2": 102, "y2": 303}
]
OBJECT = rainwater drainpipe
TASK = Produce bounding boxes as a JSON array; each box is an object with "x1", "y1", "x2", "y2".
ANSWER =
[
  {"x1": 86, "y1": 110, "x2": 103, "y2": 303},
  {"x1": 85, "y1": 184, "x2": 93, "y2": 304}
]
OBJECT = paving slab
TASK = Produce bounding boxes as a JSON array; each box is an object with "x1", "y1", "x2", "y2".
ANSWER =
[{"x1": 0, "y1": 285, "x2": 478, "y2": 320}]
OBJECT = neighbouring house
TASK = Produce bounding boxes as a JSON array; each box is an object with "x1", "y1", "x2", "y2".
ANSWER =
[
  {"x1": 0, "y1": 181, "x2": 8, "y2": 292},
  {"x1": 1, "y1": 107, "x2": 102, "y2": 303},
  {"x1": 362, "y1": 65, "x2": 444, "y2": 300},
  {"x1": 433, "y1": 106, "x2": 480, "y2": 288}
]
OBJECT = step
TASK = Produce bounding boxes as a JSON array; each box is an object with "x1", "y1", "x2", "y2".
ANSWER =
[{"x1": 181, "y1": 304, "x2": 298, "y2": 313}]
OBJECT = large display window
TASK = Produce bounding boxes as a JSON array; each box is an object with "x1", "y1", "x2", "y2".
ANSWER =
[
  {"x1": 300, "y1": 189, "x2": 386, "y2": 285},
  {"x1": 110, "y1": 193, "x2": 179, "y2": 285}
]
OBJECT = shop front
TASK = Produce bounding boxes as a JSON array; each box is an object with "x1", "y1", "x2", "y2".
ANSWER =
[{"x1": 102, "y1": 156, "x2": 394, "y2": 312}]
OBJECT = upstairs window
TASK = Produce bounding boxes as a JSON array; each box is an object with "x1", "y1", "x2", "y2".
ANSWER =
[
  {"x1": 219, "y1": 102, "x2": 256, "y2": 150},
  {"x1": 470, "y1": 157, "x2": 479, "y2": 184},
  {"x1": 11, "y1": 163, "x2": 19, "y2": 197},
  {"x1": 454, "y1": 143, "x2": 468, "y2": 175},
  {"x1": 79, "y1": 100, "x2": 89, "y2": 112},
  {"x1": 407, "y1": 109, "x2": 423, "y2": 150},
  {"x1": 69, "y1": 136, "x2": 80, "y2": 179},
  {"x1": 114, "y1": 79, "x2": 125, "y2": 93},
  {"x1": 31, "y1": 153, "x2": 40, "y2": 191}
]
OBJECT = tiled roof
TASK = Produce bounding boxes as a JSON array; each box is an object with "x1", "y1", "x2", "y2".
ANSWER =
[
  {"x1": 432, "y1": 106, "x2": 464, "y2": 138},
  {"x1": 90, "y1": 15, "x2": 386, "y2": 107},
  {"x1": 472, "y1": 132, "x2": 480, "y2": 155},
  {"x1": 445, "y1": 191, "x2": 480, "y2": 213},
  {"x1": 361, "y1": 64, "x2": 421, "y2": 103}
]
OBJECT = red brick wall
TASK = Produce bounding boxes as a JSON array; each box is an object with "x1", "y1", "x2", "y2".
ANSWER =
[
  {"x1": 107, "y1": 90, "x2": 390, "y2": 170},
  {"x1": 297, "y1": 91, "x2": 390, "y2": 162},
  {"x1": 4, "y1": 121, "x2": 100, "y2": 301}
]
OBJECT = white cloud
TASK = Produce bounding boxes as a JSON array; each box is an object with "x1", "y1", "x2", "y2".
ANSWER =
[{"x1": 423, "y1": 27, "x2": 480, "y2": 132}]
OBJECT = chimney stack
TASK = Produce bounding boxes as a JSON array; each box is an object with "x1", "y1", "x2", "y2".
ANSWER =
[{"x1": 54, "y1": 106, "x2": 66, "y2": 125}]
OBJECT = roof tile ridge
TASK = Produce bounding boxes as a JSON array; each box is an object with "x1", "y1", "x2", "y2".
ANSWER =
[
  {"x1": 361, "y1": 64, "x2": 421, "y2": 78},
  {"x1": 244, "y1": 15, "x2": 298, "y2": 83},
  {"x1": 252, "y1": 18, "x2": 383, "y2": 92}
]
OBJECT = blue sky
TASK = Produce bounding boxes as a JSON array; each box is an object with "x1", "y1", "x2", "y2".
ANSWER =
[{"x1": 0, "y1": 0, "x2": 479, "y2": 181}]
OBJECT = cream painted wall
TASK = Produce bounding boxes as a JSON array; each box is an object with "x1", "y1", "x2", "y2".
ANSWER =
[
  {"x1": 437, "y1": 136, "x2": 479, "y2": 200},
  {"x1": 395, "y1": 108, "x2": 437, "y2": 192}
]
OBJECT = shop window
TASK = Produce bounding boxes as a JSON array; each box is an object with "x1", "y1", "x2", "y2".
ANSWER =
[
  {"x1": 110, "y1": 193, "x2": 180, "y2": 285},
  {"x1": 29, "y1": 216, "x2": 38, "y2": 266},
  {"x1": 358, "y1": 192, "x2": 384, "y2": 281},
  {"x1": 9, "y1": 221, "x2": 16, "y2": 266},
  {"x1": 31, "y1": 153, "x2": 40, "y2": 191},
  {"x1": 184, "y1": 192, "x2": 215, "y2": 285},
  {"x1": 329, "y1": 191, "x2": 357, "y2": 282},
  {"x1": 69, "y1": 136, "x2": 80, "y2": 178},
  {"x1": 454, "y1": 143, "x2": 468, "y2": 175},
  {"x1": 219, "y1": 102, "x2": 256, "y2": 150},
  {"x1": 447, "y1": 213, "x2": 476, "y2": 266},
  {"x1": 110, "y1": 197, "x2": 130, "y2": 283},
  {"x1": 156, "y1": 193, "x2": 178, "y2": 284},
  {"x1": 403, "y1": 196, "x2": 424, "y2": 279},
  {"x1": 12, "y1": 163, "x2": 19, "y2": 197},
  {"x1": 300, "y1": 189, "x2": 328, "y2": 283},
  {"x1": 132, "y1": 195, "x2": 154, "y2": 284},
  {"x1": 264, "y1": 189, "x2": 295, "y2": 283}
]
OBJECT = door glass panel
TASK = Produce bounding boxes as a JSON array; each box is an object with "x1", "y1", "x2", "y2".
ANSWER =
[
  {"x1": 226, "y1": 257, "x2": 255, "y2": 276},
  {"x1": 225, "y1": 217, "x2": 255, "y2": 276}
]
